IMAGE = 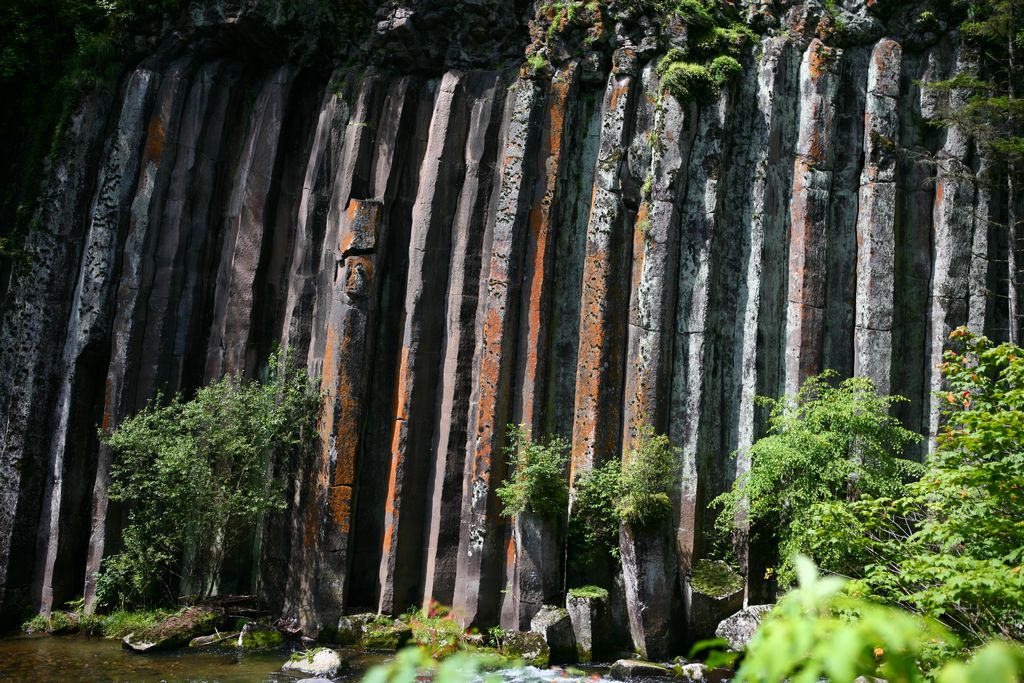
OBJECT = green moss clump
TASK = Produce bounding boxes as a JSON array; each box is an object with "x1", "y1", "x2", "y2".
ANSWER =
[
  {"x1": 361, "y1": 620, "x2": 413, "y2": 650},
  {"x1": 239, "y1": 627, "x2": 284, "y2": 650},
  {"x1": 568, "y1": 585, "x2": 609, "y2": 600},
  {"x1": 658, "y1": 60, "x2": 716, "y2": 101},
  {"x1": 101, "y1": 609, "x2": 173, "y2": 638},
  {"x1": 21, "y1": 613, "x2": 49, "y2": 634},
  {"x1": 690, "y1": 559, "x2": 743, "y2": 598}
]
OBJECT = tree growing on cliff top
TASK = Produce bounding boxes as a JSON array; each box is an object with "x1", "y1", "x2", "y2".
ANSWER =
[{"x1": 95, "y1": 350, "x2": 321, "y2": 609}]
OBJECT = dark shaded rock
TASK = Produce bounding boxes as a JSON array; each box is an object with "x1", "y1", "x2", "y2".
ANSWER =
[
  {"x1": 566, "y1": 588, "x2": 611, "y2": 663},
  {"x1": 609, "y1": 659, "x2": 670, "y2": 679},
  {"x1": 334, "y1": 612, "x2": 377, "y2": 646},
  {"x1": 714, "y1": 604, "x2": 773, "y2": 651},
  {"x1": 683, "y1": 560, "x2": 744, "y2": 641},
  {"x1": 530, "y1": 605, "x2": 576, "y2": 664}
]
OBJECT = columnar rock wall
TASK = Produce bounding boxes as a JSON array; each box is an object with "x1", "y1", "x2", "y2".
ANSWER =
[{"x1": 0, "y1": 0, "x2": 1006, "y2": 651}]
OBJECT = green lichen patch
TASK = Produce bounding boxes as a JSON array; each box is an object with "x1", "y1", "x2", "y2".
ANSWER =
[
  {"x1": 689, "y1": 559, "x2": 743, "y2": 598},
  {"x1": 361, "y1": 619, "x2": 413, "y2": 651}
]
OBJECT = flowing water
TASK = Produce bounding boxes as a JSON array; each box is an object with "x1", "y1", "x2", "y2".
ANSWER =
[{"x1": 0, "y1": 635, "x2": 612, "y2": 683}]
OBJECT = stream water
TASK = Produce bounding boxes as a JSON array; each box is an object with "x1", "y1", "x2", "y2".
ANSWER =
[{"x1": 0, "y1": 635, "x2": 613, "y2": 683}]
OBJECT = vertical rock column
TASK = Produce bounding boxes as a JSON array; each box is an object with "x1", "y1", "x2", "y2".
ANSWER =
[
  {"x1": 784, "y1": 39, "x2": 841, "y2": 394},
  {"x1": 732, "y1": 35, "x2": 799, "y2": 603},
  {"x1": 203, "y1": 65, "x2": 296, "y2": 381},
  {"x1": 378, "y1": 71, "x2": 470, "y2": 615},
  {"x1": 570, "y1": 49, "x2": 638, "y2": 480},
  {"x1": 619, "y1": 63, "x2": 690, "y2": 659},
  {"x1": 310, "y1": 199, "x2": 386, "y2": 626},
  {"x1": 501, "y1": 63, "x2": 578, "y2": 630},
  {"x1": 34, "y1": 66, "x2": 159, "y2": 613},
  {"x1": 853, "y1": 39, "x2": 902, "y2": 396},
  {"x1": 454, "y1": 78, "x2": 545, "y2": 628},
  {"x1": 0, "y1": 87, "x2": 114, "y2": 620},
  {"x1": 85, "y1": 58, "x2": 196, "y2": 608},
  {"x1": 670, "y1": 92, "x2": 729, "y2": 570},
  {"x1": 924, "y1": 49, "x2": 977, "y2": 448},
  {"x1": 422, "y1": 71, "x2": 509, "y2": 609}
]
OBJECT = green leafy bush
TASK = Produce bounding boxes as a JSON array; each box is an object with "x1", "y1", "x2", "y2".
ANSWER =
[
  {"x1": 806, "y1": 329, "x2": 1024, "y2": 645},
  {"x1": 95, "y1": 350, "x2": 321, "y2": 608},
  {"x1": 496, "y1": 425, "x2": 569, "y2": 520},
  {"x1": 732, "y1": 556, "x2": 1024, "y2": 683},
  {"x1": 617, "y1": 425, "x2": 680, "y2": 527},
  {"x1": 567, "y1": 458, "x2": 622, "y2": 570},
  {"x1": 713, "y1": 371, "x2": 921, "y2": 584}
]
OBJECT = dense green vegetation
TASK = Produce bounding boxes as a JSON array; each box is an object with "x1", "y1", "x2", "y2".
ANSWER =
[
  {"x1": 95, "y1": 350, "x2": 321, "y2": 609},
  {"x1": 709, "y1": 329, "x2": 1024, "y2": 679},
  {"x1": 496, "y1": 425, "x2": 570, "y2": 519},
  {"x1": 805, "y1": 329, "x2": 1024, "y2": 646},
  {"x1": 617, "y1": 425, "x2": 680, "y2": 526},
  {"x1": 713, "y1": 372, "x2": 922, "y2": 584}
]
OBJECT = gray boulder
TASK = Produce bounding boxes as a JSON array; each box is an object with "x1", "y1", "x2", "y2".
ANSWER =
[
  {"x1": 498, "y1": 630, "x2": 550, "y2": 667},
  {"x1": 714, "y1": 603, "x2": 773, "y2": 651},
  {"x1": 530, "y1": 605, "x2": 576, "y2": 664},
  {"x1": 566, "y1": 587, "x2": 611, "y2": 662},
  {"x1": 282, "y1": 648, "x2": 348, "y2": 678}
]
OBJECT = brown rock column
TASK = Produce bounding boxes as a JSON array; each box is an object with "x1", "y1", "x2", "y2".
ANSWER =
[
  {"x1": 422, "y1": 70, "x2": 509, "y2": 609},
  {"x1": 308, "y1": 199, "x2": 386, "y2": 627},
  {"x1": 784, "y1": 39, "x2": 841, "y2": 394},
  {"x1": 500, "y1": 63, "x2": 579, "y2": 631},
  {"x1": 853, "y1": 39, "x2": 902, "y2": 396},
  {"x1": 569, "y1": 49, "x2": 639, "y2": 482},
  {"x1": 377, "y1": 71, "x2": 470, "y2": 615},
  {"x1": 453, "y1": 78, "x2": 546, "y2": 629},
  {"x1": 619, "y1": 62, "x2": 690, "y2": 657}
]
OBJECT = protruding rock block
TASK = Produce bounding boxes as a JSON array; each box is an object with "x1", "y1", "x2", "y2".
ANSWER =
[
  {"x1": 610, "y1": 659, "x2": 671, "y2": 679},
  {"x1": 620, "y1": 520, "x2": 676, "y2": 660},
  {"x1": 682, "y1": 560, "x2": 744, "y2": 642},
  {"x1": 714, "y1": 603, "x2": 773, "y2": 651},
  {"x1": 498, "y1": 630, "x2": 550, "y2": 667},
  {"x1": 530, "y1": 605, "x2": 576, "y2": 664},
  {"x1": 566, "y1": 587, "x2": 611, "y2": 663},
  {"x1": 281, "y1": 648, "x2": 348, "y2": 678}
]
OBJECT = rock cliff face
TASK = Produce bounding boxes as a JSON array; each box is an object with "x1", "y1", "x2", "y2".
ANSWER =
[{"x1": 0, "y1": 0, "x2": 1007, "y2": 650}]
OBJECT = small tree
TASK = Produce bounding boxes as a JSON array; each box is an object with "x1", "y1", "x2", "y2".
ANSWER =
[
  {"x1": 713, "y1": 371, "x2": 921, "y2": 585},
  {"x1": 495, "y1": 425, "x2": 569, "y2": 520},
  {"x1": 617, "y1": 425, "x2": 680, "y2": 527},
  {"x1": 95, "y1": 350, "x2": 321, "y2": 608}
]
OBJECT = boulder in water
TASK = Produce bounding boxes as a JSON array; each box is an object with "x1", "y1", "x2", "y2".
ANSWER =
[
  {"x1": 122, "y1": 607, "x2": 218, "y2": 653},
  {"x1": 282, "y1": 648, "x2": 349, "y2": 678},
  {"x1": 530, "y1": 605, "x2": 576, "y2": 664},
  {"x1": 609, "y1": 658, "x2": 671, "y2": 679}
]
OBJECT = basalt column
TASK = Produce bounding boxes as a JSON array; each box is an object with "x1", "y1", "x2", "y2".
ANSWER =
[
  {"x1": 853, "y1": 39, "x2": 902, "y2": 397},
  {"x1": 619, "y1": 61, "x2": 689, "y2": 660},
  {"x1": 784, "y1": 39, "x2": 841, "y2": 393},
  {"x1": 454, "y1": 78, "x2": 545, "y2": 629},
  {"x1": 501, "y1": 62, "x2": 579, "y2": 631},
  {"x1": 422, "y1": 71, "x2": 509, "y2": 609},
  {"x1": 378, "y1": 71, "x2": 471, "y2": 615}
]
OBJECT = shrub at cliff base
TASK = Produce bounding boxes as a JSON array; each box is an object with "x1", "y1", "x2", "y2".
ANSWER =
[
  {"x1": 713, "y1": 370, "x2": 921, "y2": 585},
  {"x1": 806, "y1": 328, "x2": 1024, "y2": 647},
  {"x1": 95, "y1": 350, "x2": 321, "y2": 609}
]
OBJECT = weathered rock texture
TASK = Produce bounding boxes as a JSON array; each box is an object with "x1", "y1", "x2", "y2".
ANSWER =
[{"x1": 0, "y1": 0, "x2": 1005, "y2": 655}]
